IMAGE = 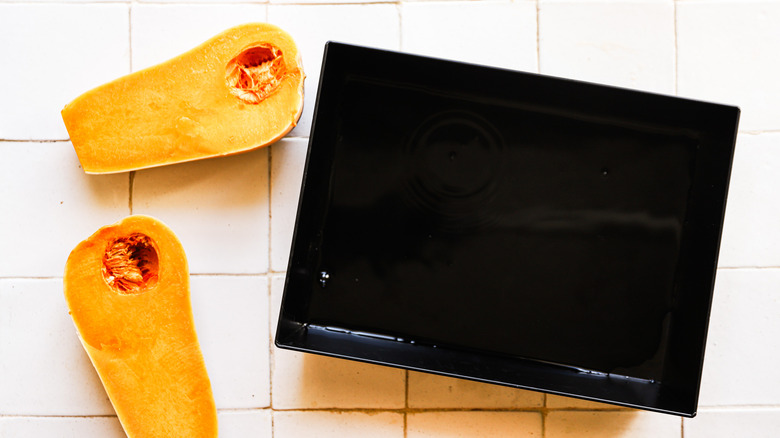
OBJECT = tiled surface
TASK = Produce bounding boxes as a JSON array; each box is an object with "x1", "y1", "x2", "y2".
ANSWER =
[
  {"x1": 0, "y1": 279, "x2": 114, "y2": 416},
  {"x1": 0, "y1": 142, "x2": 128, "y2": 278},
  {"x1": 131, "y1": 3, "x2": 267, "y2": 71},
  {"x1": 267, "y1": 3, "x2": 401, "y2": 137},
  {"x1": 0, "y1": 417, "x2": 126, "y2": 438},
  {"x1": 1, "y1": 1, "x2": 777, "y2": 437},
  {"x1": 190, "y1": 276, "x2": 271, "y2": 409},
  {"x1": 539, "y1": 0, "x2": 675, "y2": 94},
  {"x1": 270, "y1": 276, "x2": 407, "y2": 410},
  {"x1": 401, "y1": 1, "x2": 538, "y2": 71},
  {"x1": 0, "y1": 4, "x2": 130, "y2": 140},
  {"x1": 683, "y1": 408, "x2": 780, "y2": 438},
  {"x1": 270, "y1": 138, "x2": 309, "y2": 272},
  {"x1": 407, "y1": 372, "x2": 544, "y2": 409},
  {"x1": 545, "y1": 395, "x2": 630, "y2": 410},
  {"x1": 0, "y1": 411, "x2": 271, "y2": 438},
  {"x1": 677, "y1": 1, "x2": 780, "y2": 132},
  {"x1": 407, "y1": 411, "x2": 542, "y2": 437},
  {"x1": 273, "y1": 411, "x2": 404, "y2": 437},
  {"x1": 717, "y1": 133, "x2": 780, "y2": 268},
  {"x1": 544, "y1": 411, "x2": 681, "y2": 438},
  {"x1": 697, "y1": 268, "x2": 780, "y2": 407},
  {"x1": 132, "y1": 148, "x2": 270, "y2": 275}
]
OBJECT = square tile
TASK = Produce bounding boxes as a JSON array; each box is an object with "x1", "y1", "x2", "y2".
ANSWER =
[
  {"x1": 273, "y1": 351, "x2": 406, "y2": 409},
  {"x1": 408, "y1": 371, "x2": 543, "y2": 409},
  {"x1": 131, "y1": 4, "x2": 266, "y2": 71},
  {"x1": 191, "y1": 275, "x2": 270, "y2": 408},
  {"x1": 0, "y1": 4, "x2": 130, "y2": 140},
  {"x1": 218, "y1": 410, "x2": 272, "y2": 437},
  {"x1": 270, "y1": 275, "x2": 406, "y2": 409},
  {"x1": 0, "y1": 279, "x2": 114, "y2": 415},
  {"x1": 698, "y1": 268, "x2": 780, "y2": 406},
  {"x1": 401, "y1": 1, "x2": 538, "y2": 71},
  {"x1": 0, "y1": 142, "x2": 128, "y2": 278},
  {"x1": 539, "y1": 0, "x2": 675, "y2": 93},
  {"x1": 273, "y1": 411, "x2": 404, "y2": 438},
  {"x1": 0, "y1": 417, "x2": 125, "y2": 438},
  {"x1": 684, "y1": 408, "x2": 780, "y2": 438},
  {"x1": 545, "y1": 410, "x2": 680, "y2": 438},
  {"x1": 677, "y1": 1, "x2": 780, "y2": 131},
  {"x1": 270, "y1": 138, "x2": 309, "y2": 272},
  {"x1": 407, "y1": 411, "x2": 542, "y2": 438},
  {"x1": 132, "y1": 148, "x2": 269, "y2": 275},
  {"x1": 717, "y1": 134, "x2": 780, "y2": 268},
  {"x1": 267, "y1": 4, "x2": 401, "y2": 137}
]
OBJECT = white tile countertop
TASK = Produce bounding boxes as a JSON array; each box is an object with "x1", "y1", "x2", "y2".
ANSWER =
[{"x1": 1, "y1": 1, "x2": 779, "y2": 437}]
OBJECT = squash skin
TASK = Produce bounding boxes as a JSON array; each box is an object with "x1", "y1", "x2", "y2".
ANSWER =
[
  {"x1": 62, "y1": 23, "x2": 304, "y2": 174},
  {"x1": 64, "y1": 215, "x2": 217, "y2": 438}
]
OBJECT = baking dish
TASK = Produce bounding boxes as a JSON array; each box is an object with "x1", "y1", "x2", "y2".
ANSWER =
[{"x1": 275, "y1": 42, "x2": 740, "y2": 417}]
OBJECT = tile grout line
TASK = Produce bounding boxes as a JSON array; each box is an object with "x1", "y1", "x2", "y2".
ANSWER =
[
  {"x1": 739, "y1": 130, "x2": 780, "y2": 135},
  {"x1": 267, "y1": 1, "x2": 398, "y2": 5},
  {"x1": 541, "y1": 393, "x2": 547, "y2": 438},
  {"x1": 128, "y1": 171, "x2": 135, "y2": 215},
  {"x1": 269, "y1": 279, "x2": 277, "y2": 438},
  {"x1": 10, "y1": 405, "x2": 780, "y2": 418},
  {"x1": 0, "y1": 139, "x2": 68, "y2": 143},
  {"x1": 404, "y1": 369, "x2": 409, "y2": 438},
  {"x1": 696, "y1": 405, "x2": 780, "y2": 411},
  {"x1": 189, "y1": 272, "x2": 273, "y2": 277},
  {"x1": 266, "y1": 406, "x2": 629, "y2": 413},
  {"x1": 0, "y1": 1, "x2": 129, "y2": 4},
  {"x1": 127, "y1": 2, "x2": 135, "y2": 216},
  {"x1": 267, "y1": 145, "x2": 276, "y2": 428},
  {"x1": 267, "y1": 146, "x2": 273, "y2": 278},
  {"x1": 190, "y1": 272, "x2": 269, "y2": 277}
]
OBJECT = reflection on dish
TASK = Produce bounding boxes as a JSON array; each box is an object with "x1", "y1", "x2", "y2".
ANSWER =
[{"x1": 403, "y1": 110, "x2": 505, "y2": 232}]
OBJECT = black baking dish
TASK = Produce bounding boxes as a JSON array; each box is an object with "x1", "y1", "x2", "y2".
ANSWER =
[{"x1": 275, "y1": 42, "x2": 740, "y2": 417}]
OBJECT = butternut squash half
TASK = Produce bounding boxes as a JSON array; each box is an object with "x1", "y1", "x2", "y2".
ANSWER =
[
  {"x1": 62, "y1": 23, "x2": 304, "y2": 174},
  {"x1": 64, "y1": 215, "x2": 217, "y2": 438}
]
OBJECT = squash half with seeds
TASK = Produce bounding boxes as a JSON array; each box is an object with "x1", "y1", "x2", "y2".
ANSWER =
[
  {"x1": 64, "y1": 215, "x2": 217, "y2": 438},
  {"x1": 62, "y1": 23, "x2": 304, "y2": 174}
]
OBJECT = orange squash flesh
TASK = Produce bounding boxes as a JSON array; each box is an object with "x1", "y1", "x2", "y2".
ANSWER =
[
  {"x1": 61, "y1": 23, "x2": 304, "y2": 174},
  {"x1": 64, "y1": 215, "x2": 217, "y2": 438}
]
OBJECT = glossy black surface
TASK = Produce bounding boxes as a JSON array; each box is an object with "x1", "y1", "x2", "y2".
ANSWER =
[{"x1": 276, "y1": 42, "x2": 740, "y2": 416}]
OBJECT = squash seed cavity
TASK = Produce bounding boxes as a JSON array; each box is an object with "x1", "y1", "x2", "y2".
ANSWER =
[
  {"x1": 103, "y1": 233, "x2": 159, "y2": 294},
  {"x1": 226, "y1": 44, "x2": 286, "y2": 104}
]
